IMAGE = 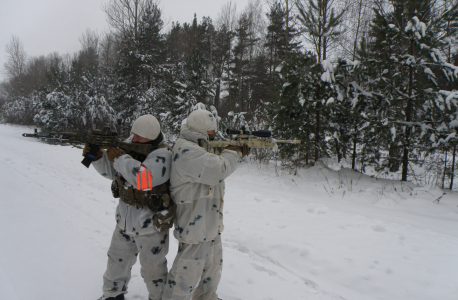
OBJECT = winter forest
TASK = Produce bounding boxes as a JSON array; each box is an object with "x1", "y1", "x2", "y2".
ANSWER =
[{"x1": 2, "y1": 0, "x2": 458, "y2": 188}]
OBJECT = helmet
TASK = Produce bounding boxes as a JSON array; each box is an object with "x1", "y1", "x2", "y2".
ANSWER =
[
  {"x1": 131, "y1": 115, "x2": 161, "y2": 140},
  {"x1": 186, "y1": 109, "x2": 217, "y2": 135}
]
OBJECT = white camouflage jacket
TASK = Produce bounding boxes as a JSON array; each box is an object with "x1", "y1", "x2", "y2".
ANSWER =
[
  {"x1": 92, "y1": 136, "x2": 172, "y2": 236},
  {"x1": 170, "y1": 124, "x2": 239, "y2": 244}
]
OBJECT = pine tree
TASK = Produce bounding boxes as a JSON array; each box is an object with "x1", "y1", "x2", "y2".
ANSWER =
[
  {"x1": 265, "y1": 1, "x2": 300, "y2": 82},
  {"x1": 333, "y1": 56, "x2": 392, "y2": 171},
  {"x1": 161, "y1": 51, "x2": 215, "y2": 139},
  {"x1": 112, "y1": 2, "x2": 166, "y2": 136},
  {"x1": 34, "y1": 54, "x2": 115, "y2": 134},
  {"x1": 296, "y1": 0, "x2": 345, "y2": 162},
  {"x1": 364, "y1": 0, "x2": 458, "y2": 181},
  {"x1": 268, "y1": 51, "x2": 317, "y2": 165},
  {"x1": 227, "y1": 13, "x2": 255, "y2": 113}
]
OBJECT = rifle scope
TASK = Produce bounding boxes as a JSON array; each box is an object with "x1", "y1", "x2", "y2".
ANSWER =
[{"x1": 226, "y1": 128, "x2": 271, "y2": 138}]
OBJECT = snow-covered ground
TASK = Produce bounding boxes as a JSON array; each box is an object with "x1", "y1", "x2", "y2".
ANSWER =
[{"x1": 1, "y1": 124, "x2": 457, "y2": 300}]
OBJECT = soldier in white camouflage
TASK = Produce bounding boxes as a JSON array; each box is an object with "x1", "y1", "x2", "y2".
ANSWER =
[
  {"x1": 162, "y1": 109, "x2": 249, "y2": 300},
  {"x1": 85, "y1": 115, "x2": 174, "y2": 300}
]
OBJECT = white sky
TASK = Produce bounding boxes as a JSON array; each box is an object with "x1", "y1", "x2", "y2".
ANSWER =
[{"x1": 0, "y1": 0, "x2": 252, "y2": 82}]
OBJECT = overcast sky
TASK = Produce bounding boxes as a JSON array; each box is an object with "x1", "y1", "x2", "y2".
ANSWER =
[{"x1": 0, "y1": 0, "x2": 252, "y2": 82}]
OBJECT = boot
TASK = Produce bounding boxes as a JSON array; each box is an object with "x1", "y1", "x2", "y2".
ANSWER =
[{"x1": 98, "y1": 294, "x2": 125, "y2": 300}]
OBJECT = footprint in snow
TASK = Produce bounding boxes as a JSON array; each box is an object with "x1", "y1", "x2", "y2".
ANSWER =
[
  {"x1": 371, "y1": 225, "x2": 386, "y2": 232},
  {"x1": 299, "y1": 249, "x2": 309, "y2": 257},
  {"x1": 307, "y1": 207, "x2": 327, "y2": 214}
]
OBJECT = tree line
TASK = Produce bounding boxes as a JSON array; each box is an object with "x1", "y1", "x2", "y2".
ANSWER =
[{"x1": 1, "y1": 0, "x2": 458, "y2": 187}]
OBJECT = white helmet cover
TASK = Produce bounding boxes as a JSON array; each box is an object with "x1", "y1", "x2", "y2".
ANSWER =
[
  {"x1": 131, "y1": 114, "x2": 161, "y2": 140},
  {"x1": 187, "y1": 109, "x2": 217, "y2": 135}
]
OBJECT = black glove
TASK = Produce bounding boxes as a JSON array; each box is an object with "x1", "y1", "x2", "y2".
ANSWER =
[
  {"x1": 153, "y1": 195, "x2": 175, "y2": 232},
  {"x1": 82, "y1": 143, "x2": 102, "y2": 161}
]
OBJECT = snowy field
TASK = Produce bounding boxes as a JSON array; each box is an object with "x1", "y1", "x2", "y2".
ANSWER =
[{"x1": 0, "y1": 124, "x2": 457, "y2": 300}]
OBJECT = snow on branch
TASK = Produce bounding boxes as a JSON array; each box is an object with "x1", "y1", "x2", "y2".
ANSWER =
[
  {"x1": 442, "y1": 62, "x2": 458, "y2": 78},
  {"x1": 321, "y1": 60, "x2": 335, "y2": 83},
  {"x1": 423, "y1": 67, "x2": 435, "y2": 78},
  {"x1": 439, "y1": 90, "x2": 458, "y2": 110},
  {"x1": 388, "y1": 24, "x2": 399, "y2": 32},
  {"x1": 390, "y1": 126, "x2": 396, "y2": 142},
  {"x1": 343, "y1": 59, "x2": 360, "y2": 72},
  {"x1": 423, "y1": 67, "x2": 438, "y2": 86},
  {"x1": 445, "y1": 132, "x2": 456, "y2": 142},
  {"x1": 430, "y1": 48, "x2": 447, "y2": 63},
  {"x1": 174, "y1": 81, "x2": 188, "y2": 89},
  {"x1": 405, "y1": 16, "x2": 426, "y2": 38}
]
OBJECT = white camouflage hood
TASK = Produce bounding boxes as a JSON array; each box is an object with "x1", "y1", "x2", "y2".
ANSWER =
[{"x1": 186, "y1": 109, "x2": 217, "y2": 135}]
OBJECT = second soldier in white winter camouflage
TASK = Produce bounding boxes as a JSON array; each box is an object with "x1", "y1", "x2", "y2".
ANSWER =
[
  {"x1": 162, "y1": 109, "x2": 249, "y2": 300},
  {"x1": 85, "y1": 115, "x2": 174, "y2": 300}
]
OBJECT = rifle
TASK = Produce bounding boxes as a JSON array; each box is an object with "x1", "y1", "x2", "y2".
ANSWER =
[
  {"x1": 22, "y1": 129, "x2": 47, "y2": 138},
  {"x1": 198, "y1": 128, "x2": 301, "y2": 154},
  {"x1": 22, "y1": 129, "x2": 72, "y2": 144},
  {"x1": 23, "y1": 127, "x2": 157, "y2": 168}
]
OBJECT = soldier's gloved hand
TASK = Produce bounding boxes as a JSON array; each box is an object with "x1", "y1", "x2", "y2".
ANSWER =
[
  {"x1": 106, "y1": 147, "x2": 122, "y2": 163},
  {"x1": 154, "y1": 196, "x2": 175, "y2": 232},
  {"x1": 82, "y1": 143, "x2": 103, "y2": 161},
  {"x1": 241, "y1": 144, "x2": 250, "y2": 157}
]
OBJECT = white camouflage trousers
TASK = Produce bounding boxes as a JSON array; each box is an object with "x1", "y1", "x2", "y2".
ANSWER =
[
  {"x1": 162, "y1": 235, "x2": 223, "y2": 300},
  {"x1": 103, "y1": 226, "x2": 169, "y2": 300}
]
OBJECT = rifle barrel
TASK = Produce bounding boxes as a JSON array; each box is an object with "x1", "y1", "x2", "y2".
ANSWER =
[{"x1": 276, "y1": 139, "x2": 301, "y2": 144}]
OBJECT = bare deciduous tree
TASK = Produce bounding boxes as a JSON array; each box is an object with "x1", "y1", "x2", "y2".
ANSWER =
[
  {"x1": 337, "y1": 0, "x2": 374, "y2": 60},
  {"x1": 3, "y1": 35, "x2": 28, "y2": 80},
  {"x1": 102, "y1": 0, "x2": 154, "y2": 40},
  {"x1": 216, "y1": 1, "x2": 238, "y2": 32},
  {"x1": 99, "y1": 32, "x2": 122, "y2": 71},
  {"x1": 243, "y1": 0, "x2": 267, "y2": 58},
  {"x1": 79, "y1": 28, "x2": 99, "y2": 52}
]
